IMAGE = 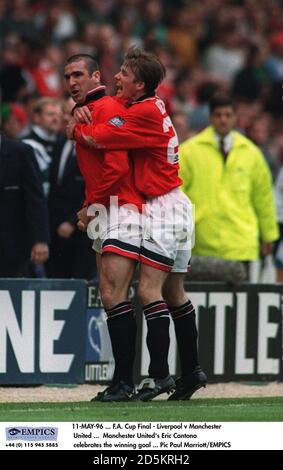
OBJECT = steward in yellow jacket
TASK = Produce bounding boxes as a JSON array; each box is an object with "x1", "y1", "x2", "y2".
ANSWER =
[{"x1": 179, "y1": 101, "x2": 278, "y2": 261}]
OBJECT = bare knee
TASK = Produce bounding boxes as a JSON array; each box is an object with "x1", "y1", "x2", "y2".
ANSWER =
[
  {"x1": 138, "y1": 265, "x2": 168, "y2": 306},
  {"x1": 138, "y1": 281, "x2": 163, "y2": 306},
  {"x1": 99, "y1": 281, "x2": 128, "y2": 309},
  {"x1": 162, "y1": 280, "x2": 187, "y2": 306},
  {"x1": 100, "y1": 286, "x2": 114, "y2": 309},
  {"x1": 161, "y1": 272, "x2": 188, "y2": 306},
  {"x1": 99, "y1": 254, "x2": 135, "y2": 309}
]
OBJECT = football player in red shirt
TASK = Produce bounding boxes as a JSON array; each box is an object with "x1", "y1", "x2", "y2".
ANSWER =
[
  {"x1": 68, "y1": 49, "x2": 207, "y2": 402},
  {"x1": 64, "y1": 54, "x2": 145, "y2": 402}
]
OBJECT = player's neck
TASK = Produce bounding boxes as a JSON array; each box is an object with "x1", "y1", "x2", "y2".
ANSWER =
[{"x1": 131, "y1": 90, "x2": 144, "y2": 101}]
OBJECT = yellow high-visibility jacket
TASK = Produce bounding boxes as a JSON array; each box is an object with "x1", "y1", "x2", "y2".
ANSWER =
[{"x1": 179, "y1": 127, "x2": 279, "y2": 260}]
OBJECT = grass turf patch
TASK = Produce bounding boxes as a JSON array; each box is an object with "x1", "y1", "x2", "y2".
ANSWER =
[{"x1": 0, "y1": 397, "x2": 282, "y2": 422}]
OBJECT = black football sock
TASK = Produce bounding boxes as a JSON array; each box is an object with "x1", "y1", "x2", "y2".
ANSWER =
[
  {"x1": 106, "y1": 301, "x2": 136, "y2": 387},
  {"x1": 169, "y1": 300, "x2": 199, "y2": 377},
  {"x1": 143, "y1": 300, "x2": 170, "y2": 379}
]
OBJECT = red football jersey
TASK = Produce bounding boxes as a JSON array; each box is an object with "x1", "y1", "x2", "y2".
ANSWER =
[
  {"x1": 74, "y1": 95, "x2": 182, "y2": 199},
  {"x1": 75, "y1": 87, "x2": 144, "y2": 210}
]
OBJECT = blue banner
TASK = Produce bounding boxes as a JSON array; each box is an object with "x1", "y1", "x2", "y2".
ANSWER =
[
  {"x1": 84, "y1": 284, "x2": 114, "y2": 383},
  {"x1": 86, "y1": 282, "x2": 283, "y2": 383},
  {"x1": 0, "y1": 279, "x2": 86, "y2": 384}
]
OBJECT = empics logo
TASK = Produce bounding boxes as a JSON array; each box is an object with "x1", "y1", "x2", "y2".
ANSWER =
[
  {"x1": 7, "y1": 428, "x2": 21, "y2": 436},
  {"x1": 6, "y1": 426, "x2": 58, "y2": 441}
]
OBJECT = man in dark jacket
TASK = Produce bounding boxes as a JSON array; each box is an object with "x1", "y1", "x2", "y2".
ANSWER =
[
  {"x1": 47, "y1": 99, "x2": 96, "y2": 279},
  {"x1": 0, "y1": 133, "x2": 49, "y2": 276}
]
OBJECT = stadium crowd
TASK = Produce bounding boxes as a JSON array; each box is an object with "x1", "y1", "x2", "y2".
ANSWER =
[{"x1": 1, "y1": 0, "x2": 283, "y2": 280}]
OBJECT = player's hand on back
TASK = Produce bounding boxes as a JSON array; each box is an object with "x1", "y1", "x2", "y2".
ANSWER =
[
  {"x1": 73, "y1": 106, "x2": 92, "y2": 124},
  {"x1": 66, "y1": 119, "x2": 76, "y2": 139},
  {"x1": 77, "y1": 207, "x2": 90, "y2": 231}
]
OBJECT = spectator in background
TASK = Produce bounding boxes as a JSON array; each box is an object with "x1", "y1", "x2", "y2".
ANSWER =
[
  {"x1": 189, "y1": 81, "x2": 219, "y2": 132},
  {"x1": 179, "y1": 95, "x2": 279, "y2": 280},
  {"x1": 167, "y1": 5, "x2": 199, "y2": 68},
  {"x1": 265, "y1": 33, "x2": 283, "y2": 119},
  {"x1": 171, "y1": 72, "x2": 193, "y2": 120},
  {"x1": 46, "y1": 98, "x2": 96, "y2": 279},
  {"x1": 171, "y1": 111, "x2": 191, "y2": 143},
  {"x1": 23, "y1": 39, "x2": 62, "y2": 98},
  {"x1": 0, "y1": 103, "x2": 26, "y2": 138},
  {"x1": 232, "y1": 43, "x2": 271, "y2": 103},
  {"x1": 0, "y1": 64, "x2": 28, "y2": 102},
  {"x1": 266, "y1": 32, "x2": 283, "y2": 83},
  {"x1": 274, "y1": 133, "x2": 283, "y2": 284},
  {"x1": 95, "y1": 24, "x2": 121, "y2": 95},
  {"x1": 0, "y1": 132, "x2": 49, "y2": 277},
  {"x1": 1, "y1": 103, "x2": 24, "y2": 139},
  {"x1": 203, "y1": 25, "x2": 244, "y2": 84},
  {"x1": 274, "y1": 162, "x2": 283, "y2": 283},
  {"x1": 21, "y1": 97, "x2": 62, "y2": 198},
  {"x1": 234, "y1": 100, "x2": 262, "y2": 135},
  {"x1": 134, "y1": 0, "x2": 167, "y2": 46},
  {"x1": 21, "y1": 96, "x2": 62, "y2": 277},
  {"x1": 247, "y1": 115, "x2": 279, "y2": 180}
]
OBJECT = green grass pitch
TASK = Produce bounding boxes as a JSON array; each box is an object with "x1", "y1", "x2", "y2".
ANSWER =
[{"x1": 0, "y1": 397, "x2": 282, "y2": 422}]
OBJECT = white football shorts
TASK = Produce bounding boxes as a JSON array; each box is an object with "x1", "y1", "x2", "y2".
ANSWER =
[
  {"x1": 87, "y1": 202, "x2": 143, "y2": 261},
  {"x1": 140, "y1": 188, "x2": 194, "y2": 272}
]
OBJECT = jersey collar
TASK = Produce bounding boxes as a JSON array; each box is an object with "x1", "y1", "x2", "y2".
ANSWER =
[
  {"x1": 126, "y1": 91, "x2": 156, "y2": 107},
  {"x1": 84, "y1": 86, "x2": 106, "y2": 104}
]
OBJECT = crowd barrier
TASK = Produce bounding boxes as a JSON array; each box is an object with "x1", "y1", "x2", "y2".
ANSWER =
[
  {"x1": 87, "y1": 282, "x2": 283, "y2": 384},
  {"x1": 0, "y1": 279, "x2": 86, "y2": 384},
  {"x1": 0, "y1": 279, "x2": 282, "y2": 384}
]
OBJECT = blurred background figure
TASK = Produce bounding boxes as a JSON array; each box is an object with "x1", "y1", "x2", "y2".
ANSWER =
[
  {"x1": 189, "y1": 81, "x2": 219, "y2": 133},
  {"x1": 171, "y1": 111, "x2": 191, "y2": 144},
  {"x1": 179, "y1": 95, "x2": 279, "y2": 281},
  {"x1": 21, "y1": 96, "x2": 62, "y2": 277},
  {"x1": 0, "y1": 102, "x2": 27, "y2": 138},
  {"x1": 274, "y1": 162, "x2": 283, "y2": 282},
  {"x1": 247, "y1": 115, "x2": 279, "y2": 180},
  {"x1": 0, "y1": 132, "x2": 49, "y2": 277},
  {"x1": 21, "y1": 97, "x2": 62, "y2": 198},
  {"x1": 46, "y1": 98, "x2": 96, "y2": 280}
]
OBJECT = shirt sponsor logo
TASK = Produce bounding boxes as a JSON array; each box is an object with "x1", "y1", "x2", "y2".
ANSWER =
[{"x1": 108, "y1": 116, "x2": 125, "y2": 127}]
